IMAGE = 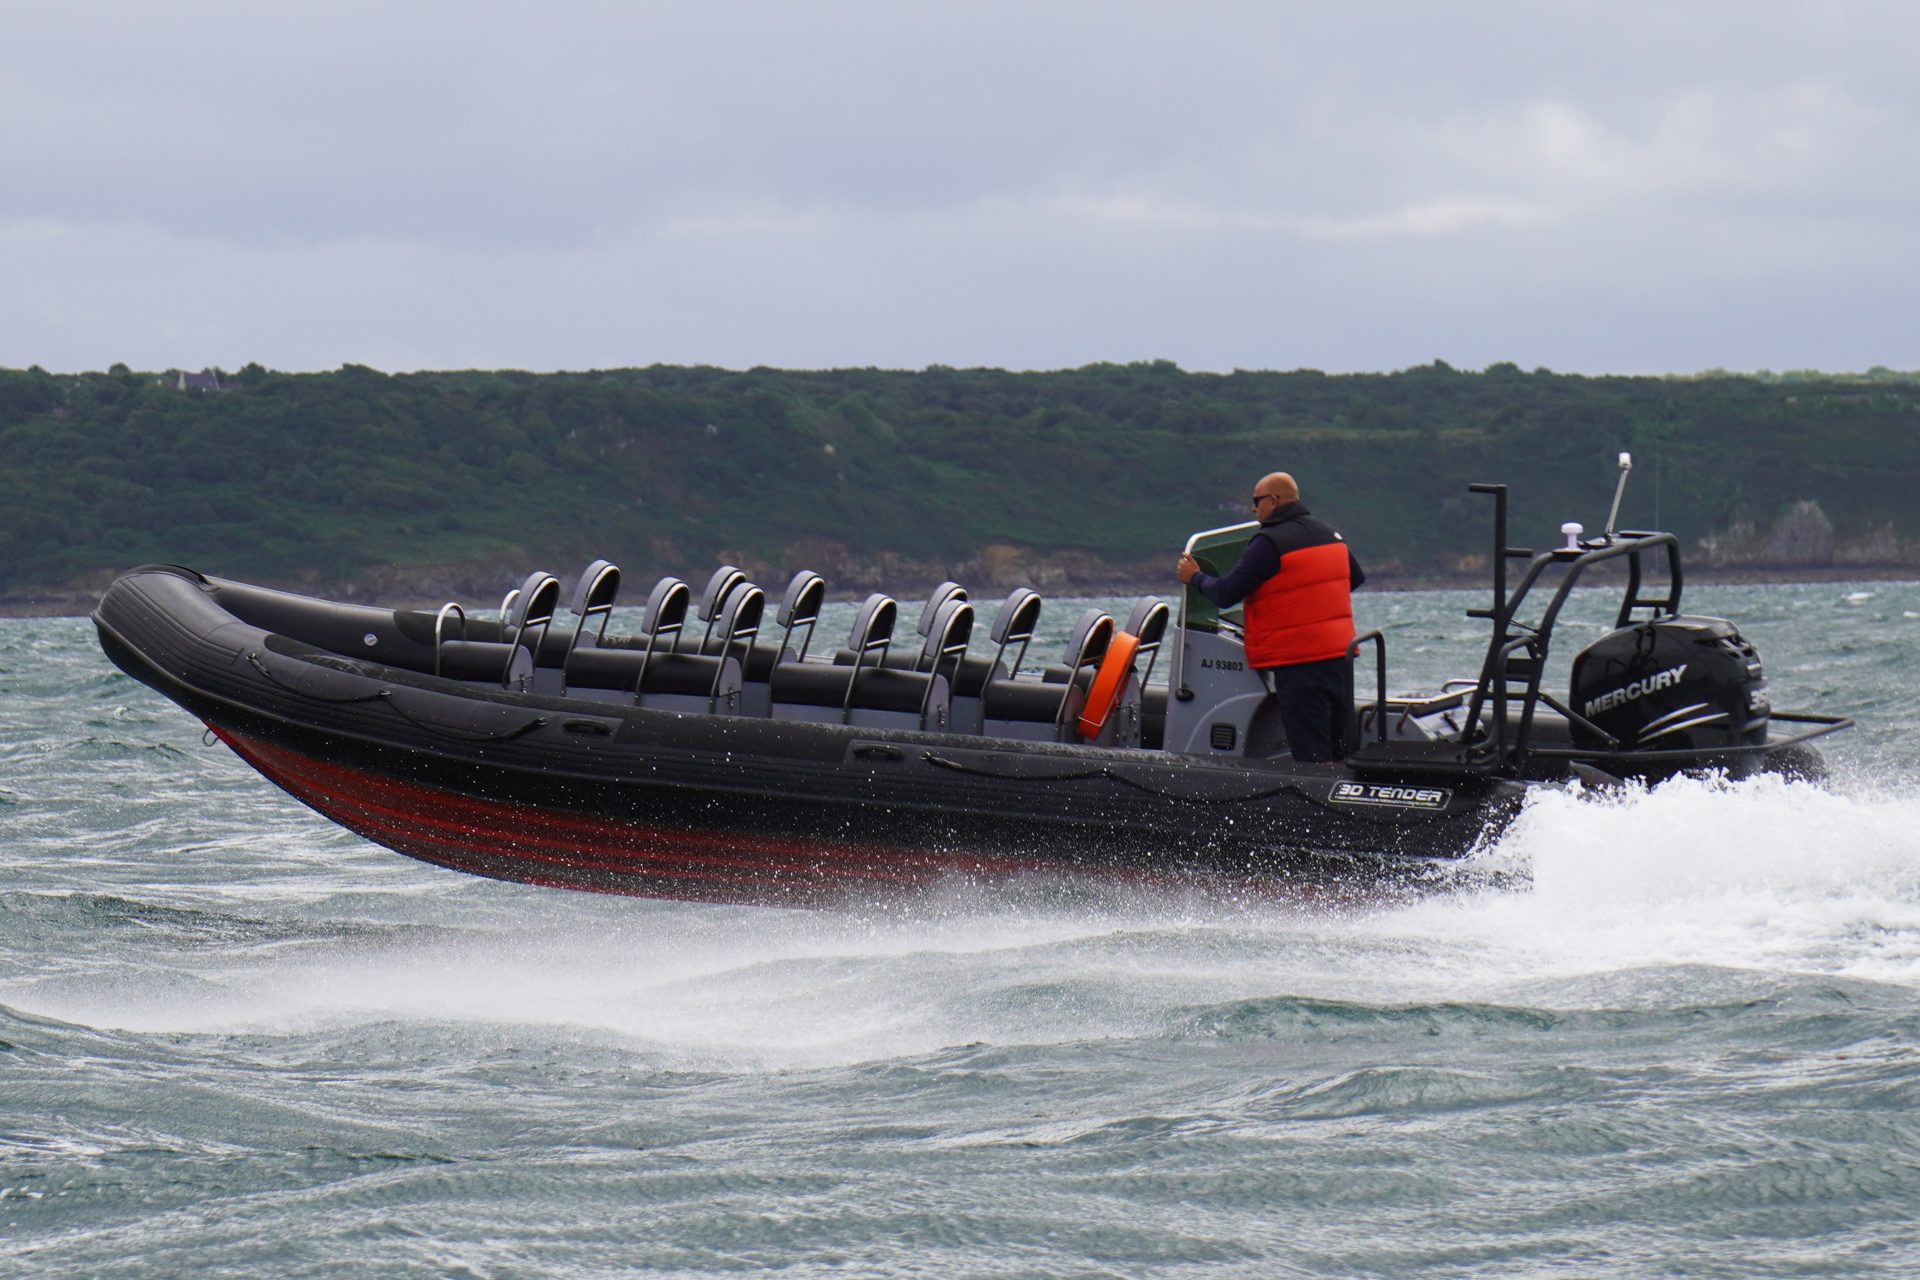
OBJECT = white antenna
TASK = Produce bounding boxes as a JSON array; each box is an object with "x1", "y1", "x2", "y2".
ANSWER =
[{"x1": 1601, "y1": 451, "x2": 1634, "y2": 541}]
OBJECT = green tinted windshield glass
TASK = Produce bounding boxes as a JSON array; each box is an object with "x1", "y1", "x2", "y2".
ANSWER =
[{"x1": 1183, "y1": 524, "x2": 1255, "y2": 632}]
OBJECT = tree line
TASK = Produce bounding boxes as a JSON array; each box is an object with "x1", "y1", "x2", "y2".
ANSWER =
[{"x1": 3, "y1": 360, "x2": 1917, "y2": 598}]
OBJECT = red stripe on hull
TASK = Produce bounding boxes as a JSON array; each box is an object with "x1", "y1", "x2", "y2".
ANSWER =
[{"x1": 209, "y1": 725, "x2": 1141, "y2": 904}]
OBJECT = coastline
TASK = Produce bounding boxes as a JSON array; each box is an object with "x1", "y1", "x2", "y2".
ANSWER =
[{"x1": 12, "y1": 561, "x2": 1919, "y2": 621}]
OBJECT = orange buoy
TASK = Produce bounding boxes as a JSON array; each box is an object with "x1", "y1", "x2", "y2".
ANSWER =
[{"x1": 1076, "y1": 630, "x2": 1141, "y2": 740}]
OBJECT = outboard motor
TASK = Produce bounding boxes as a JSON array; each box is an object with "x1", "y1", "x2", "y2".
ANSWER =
[{"x1": 1568, "y1": 615, "x2": 1770, "y2": 751}]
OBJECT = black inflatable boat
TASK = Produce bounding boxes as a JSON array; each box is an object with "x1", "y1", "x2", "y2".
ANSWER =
[{"x1": 92, "y1": 466, "x2": 1851, "y2": 904}]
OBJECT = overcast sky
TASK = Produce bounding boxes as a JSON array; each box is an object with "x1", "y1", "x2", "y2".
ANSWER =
[{"x1": 3, "y1": 1, "x2": 1913, "y2": 375}]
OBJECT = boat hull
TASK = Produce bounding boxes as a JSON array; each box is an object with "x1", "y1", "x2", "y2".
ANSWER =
[{"x1": 94, "y1": 566, "x2": 1523, "y2": 905}]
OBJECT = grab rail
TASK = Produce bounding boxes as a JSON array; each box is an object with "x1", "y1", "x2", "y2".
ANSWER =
[
  {"x1": 1348, "y1": 629, "x2": 1389, "y2": 746},
  {"x1": 432, "y1": 602, "x2": 466, "y2": 678}
]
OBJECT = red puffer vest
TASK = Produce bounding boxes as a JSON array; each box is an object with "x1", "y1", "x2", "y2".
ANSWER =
[{"x1": 1243, "y1": 538, "x2": 1355, "y2": 668}]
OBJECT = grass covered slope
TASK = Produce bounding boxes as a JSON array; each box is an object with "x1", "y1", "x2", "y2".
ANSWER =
[{"x1": 4, "y1": 361, "x2": 1918, "y2": 602}]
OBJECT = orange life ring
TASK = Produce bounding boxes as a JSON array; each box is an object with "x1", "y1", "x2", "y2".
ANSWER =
[{"x1": 1076, "y1": 630, "x2": 1141, "y2": 741}]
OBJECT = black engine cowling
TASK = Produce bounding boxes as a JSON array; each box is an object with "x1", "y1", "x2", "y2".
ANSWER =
[{"x1": 1568, "y1": 615, "x2": 1770, "y2": 750}]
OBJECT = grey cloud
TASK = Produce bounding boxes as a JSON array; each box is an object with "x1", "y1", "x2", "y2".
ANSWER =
[{"x1": 2, "y1": 0, "x2": 1915, "y2": 373}]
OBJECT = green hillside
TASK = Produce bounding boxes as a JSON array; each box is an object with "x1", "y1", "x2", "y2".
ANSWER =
[{"x1": 4, "y1": 361, "x2": 1918, "y2": 602}]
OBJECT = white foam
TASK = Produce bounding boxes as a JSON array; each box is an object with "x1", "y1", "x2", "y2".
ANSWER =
[
  {"x1": 5, "y1": 898, "x2": 1165, "y2": 1068},
  {"x1": 1385, "y1": 772, "x2": 1920, "y2": 989},
  {"x1": 15, "y1": 773, "x2": 1920, "y2": 1068}
]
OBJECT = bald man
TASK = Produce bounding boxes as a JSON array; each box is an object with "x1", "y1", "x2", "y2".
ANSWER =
[{"x1": 1177, "y1": 472, "x2": 1366, "y2": 762}]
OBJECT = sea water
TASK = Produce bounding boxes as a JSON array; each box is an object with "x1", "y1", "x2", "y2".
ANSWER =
[{"x1": 4, "y1": 583, "x2": 1919, "y2": 1278}]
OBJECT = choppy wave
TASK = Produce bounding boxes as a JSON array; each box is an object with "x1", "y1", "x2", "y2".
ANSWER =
[
  {"x1": 9, "y1": 771, "x2": 1920, "y2": 1070},
  {"x1": 8, "y1": 595, "x2": 1920, "y2": 1277}
]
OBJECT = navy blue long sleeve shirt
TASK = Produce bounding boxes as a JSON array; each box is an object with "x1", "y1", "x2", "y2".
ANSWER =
[
  {"x1": 1189, "y1": 504, "x2": 1366, "y2": 607},
  {"x1": 1189, "y1": 534, "x2": 1282, "y2": 608}
]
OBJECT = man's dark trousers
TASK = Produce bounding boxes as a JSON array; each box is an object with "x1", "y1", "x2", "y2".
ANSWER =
[{"x1": 1264, "y1": 657, "x2": 1351, "y2": 762}]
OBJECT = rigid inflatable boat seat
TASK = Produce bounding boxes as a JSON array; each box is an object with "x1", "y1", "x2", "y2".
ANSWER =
[
  {"x1": 842, "y1": 595, "x2": 964, "y2": 729},
  {"x1": 691, "y1": 565, "x2": 748, "y2": 653},
  {"x1": 950, "y1": 586, "x2": 1038, "y2": 692},
  {"x1": 570, "y1": 582, "x2": 761, "y2": 714},
  {"x1": 980, "y1": 589, "x2": 1042, "y2": 689},
  {"x1": 537, "y1": 559, "x2": 620, "y2": 694},
  {"x1": 772, "y1": 593, "x2": 922, "y2": 726},
  {"x1": 777, "y1": 570, "x2": 827, "y2": 661},
  {"x1": 511, "y1": 571, "x2": 563, "y2": 663},
  {"x1": 860, "y1": 595, "x2": 970, "y2": 729},
  {"x1": 437, "y1": 570, "x2": 560, "y2": 690},
  {"x1": 824, "y1": 580, "x2": 966, "y2": 673},
  {"x1": 901, "y1": 581, "x2": 970, "y2": 674},
  {"x1": 915, "y1": 581, "x2": 966, "y2": 640},
  {"x1": 717, "y1": 569, "x2": 830, "y2": 717},
  {"x1": 1078, "y1": 601, "x2": 1167, "y2": 747},
  {"x1": 685, "y1": 574, "x2": 789, "y2": 691},
  {"x1": 833, "y1": 596, "x2": 966, "y2": 730},
  {"x1": 982, "y1": 608, "x2": 1112, "y2": 742},
  {"x1": 563, "y1": 576, "x2": 688, "y2": 700},
  {"x1": 681, "y1": 583, "x2": 763, "y2": 713},
  {"x1": 640, "y1": 576, "x2": 692, "y2": 646},
  {"x1": 1123, "y1": 596, "x2": 1171, "y2": 687},
  {"x1": 770, "y1": 592, "x2": 893, "y2": 721},
  {"x1": 1044, "y1": 609, "x2": 1115, "y2": 684},
  {"x1": 1125, "y1": 594, "x2": 1174, "y2": 750},
  {"x1": 942, "y1": 587, "x2": 1042, "y2": 735},
  {"x1": 567, "y1": 560, "x2": 621, "y2": 643},
  {"x1": 920, "y1": 596, "x2": 974, "y2": 677},
  {"x1": 680, "y1": 565, "x2": 782, "y2": 689}
]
